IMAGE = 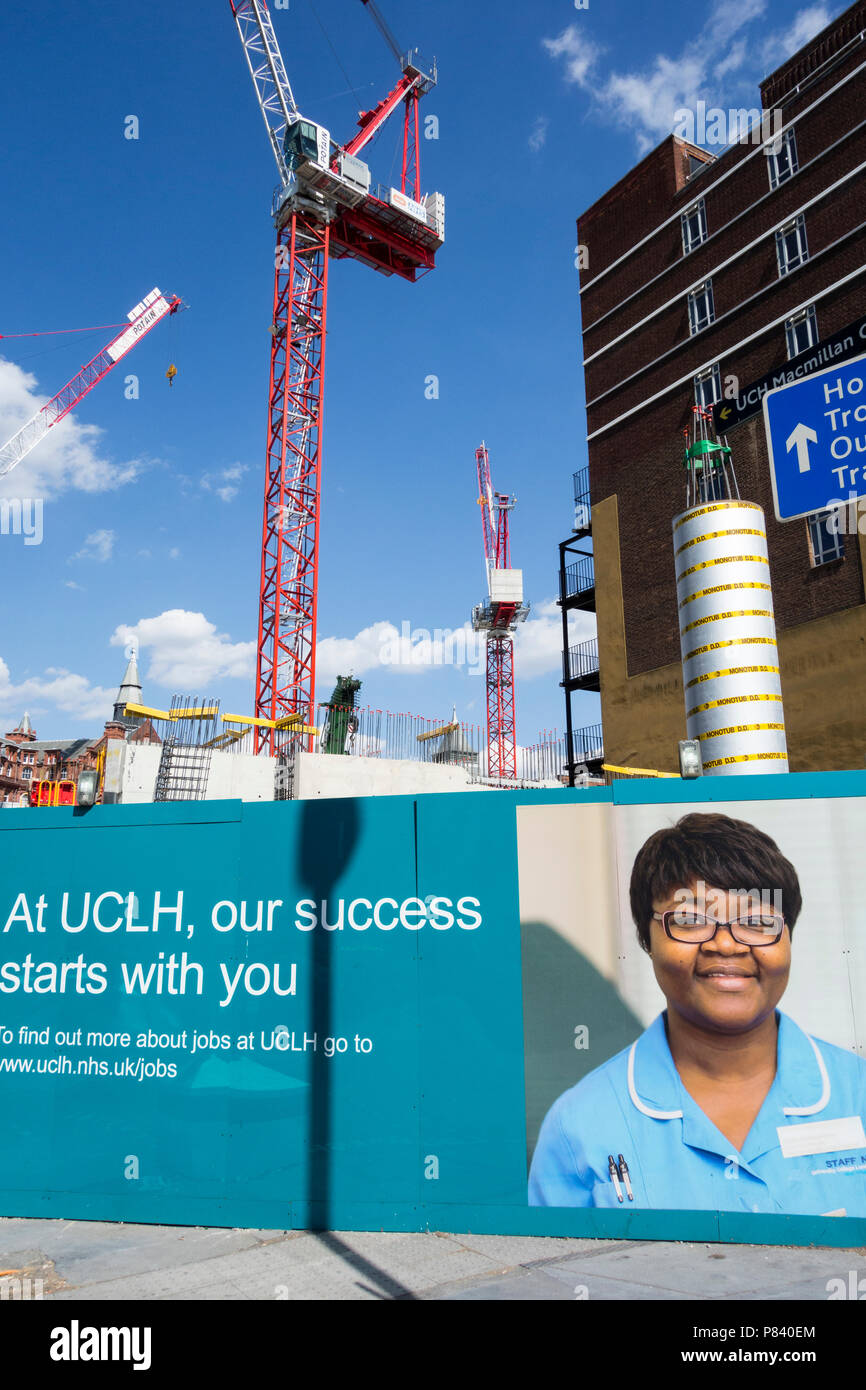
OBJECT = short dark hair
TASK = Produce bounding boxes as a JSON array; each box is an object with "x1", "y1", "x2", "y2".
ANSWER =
[{"x1": 629, "y1": 811, "x2": 802, "y2": 953}]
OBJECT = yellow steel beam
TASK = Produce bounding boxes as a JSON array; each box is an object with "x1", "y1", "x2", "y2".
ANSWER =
[
  {"x1": 417, "y1": 721, "x2": 459, "y2": 742},
  {"x1": 123, "y1": 702, "x2": 173, "y2": 721},
  {"x1": 123, "y1": 702, "x2": 219, "y2": 722},
  {"x1": 203, "y1": 729, "x2": 249, "y2": 749},
  {"x1": 223, "y1": 712, "x2": 316, "y2": 732},
  {"x1": 602, "y1": 762, "x2": 680, "y2": 779}
]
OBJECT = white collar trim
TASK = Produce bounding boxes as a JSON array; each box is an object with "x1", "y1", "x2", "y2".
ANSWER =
[
  {"x1": 782, "y1": 1031, "x2": 831, "y2": 1116},
  {"x1": 626, "y1": 1020, "x2": 833, "y2": 1121},
  {"x1": 627, "y1": 1038, "x2": 682, "y2": 1120}
]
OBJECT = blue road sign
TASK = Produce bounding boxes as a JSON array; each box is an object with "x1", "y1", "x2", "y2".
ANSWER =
[{"x1": 763, "y1": 350, "x2": 866, "y2": 522}]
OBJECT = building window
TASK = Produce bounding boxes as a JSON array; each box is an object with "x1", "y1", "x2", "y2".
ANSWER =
[
  {"x1": 786, "y1": 306, "x2": 818, "y2": 359},
  {"x1": 21, "y1": 768, "x2": 31, "y2": 781},
  {"x1": 688, "y1": 281, "x2": 715, "y2": 335},
  {"x1": 682, "y1": 200, "x2": 708, "y2": 255},
  {"x1": 694, "y1": 364, "x2": 721, "y2": 409},
  {"x1": 807, "y1": 511, "x2": 844, "y2": 567},
  {"x1": 767, "y1": 128, "x2": 798, "y2": 189},
  {"x1": 776, "y1": 215, "x2": 808, "y2": 276}
]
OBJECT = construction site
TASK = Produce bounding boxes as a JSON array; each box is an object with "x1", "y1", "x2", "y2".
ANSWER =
[
  {"x1": 0, "y1": 0, "x2": 610, "y2": 810},
  {"x1": 5, "y1": 0, "x2": 860, "y2": 801}
]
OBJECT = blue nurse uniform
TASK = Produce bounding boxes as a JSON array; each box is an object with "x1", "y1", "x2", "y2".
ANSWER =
[{"x1": 529, "y1": 1011, "x2": 866, "y2": 1216}]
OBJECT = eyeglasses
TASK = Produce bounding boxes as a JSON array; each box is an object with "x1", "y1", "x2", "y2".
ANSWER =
[{"x1": 652, "y1": 910, "x2": 786, "y2": 947}]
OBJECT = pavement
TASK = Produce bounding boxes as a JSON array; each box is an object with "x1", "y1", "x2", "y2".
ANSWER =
[{"x1": 0, "y1": 1217, "x2": 864, "y2": 1300}]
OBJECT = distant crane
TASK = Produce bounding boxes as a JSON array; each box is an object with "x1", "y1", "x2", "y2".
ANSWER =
[
  {"x1": 0, "y1": 289, "x2": 180, "y2": 479},
  {"x1": 229, "y1": 0, "x2": 445, "y2": 753},
  {"x1": 471, "y1": 443, "x2": 529, "y2": 782}
]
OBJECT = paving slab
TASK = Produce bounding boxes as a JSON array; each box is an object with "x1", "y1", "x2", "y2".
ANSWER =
[
  {"x1": 0, "y1": 1218, "x2": 269, "y2": 1284},
  {"x1": 540, "y1": 1240, "x2": 864, "y2": 1299},
  {"x1": 2, "y1": 1216, "x2": 864, "y2": 1301},
  {"x1": 434, "y1": 1268, "x2": 582, "y2": 1301}
]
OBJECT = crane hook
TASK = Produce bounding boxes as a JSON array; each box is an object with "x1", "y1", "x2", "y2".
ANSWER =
[{"x1": 166, "y1": 363, "x2": 178, "y2": 387}]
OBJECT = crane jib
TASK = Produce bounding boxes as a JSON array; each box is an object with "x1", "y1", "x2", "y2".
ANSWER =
[
  {"x1": 107, "y1": 297, "x2": 172, "y2": 363},
  {"x1": 0, "y1": 288, "x2": 180, "y2": 480}
]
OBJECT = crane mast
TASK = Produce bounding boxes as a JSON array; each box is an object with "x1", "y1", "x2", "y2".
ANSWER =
[
  {"x1": 0, "y1": 289, "x2": 180, "y2": 480},
  {"x1": 230, "y1": 0, "x2": 444, "y2": 753},
  {"x1": 471, "y1": 443, "x2": 529, "y2": 782}
]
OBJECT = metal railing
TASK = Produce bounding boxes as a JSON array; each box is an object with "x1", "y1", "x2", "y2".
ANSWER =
[
  {"x1": 221, "y1": 705, "x2": 590, "y2": 790},
  {"x1": 516, "y1": 736, "x2": 568, "y2": 784},
  {"x1": 572, "y1": 723, "x2": 604, "y2": 764},
  {"x1": 566, "y1": 639, "x2": 599, "y2": 683},
  {"x1": 573, "y1": 467, "x2": 591, "y2": 531},
  {"x1": 312, "y1": 704, "x2": 485, "y2": 766},
  {"x1": 560, "y1": 556, "x2": 595, "y2": 601}
]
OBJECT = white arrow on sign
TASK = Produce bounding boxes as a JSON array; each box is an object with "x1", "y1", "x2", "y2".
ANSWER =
[{"x1": 786, "y1": 422, "x2": 818, "y2": 473}]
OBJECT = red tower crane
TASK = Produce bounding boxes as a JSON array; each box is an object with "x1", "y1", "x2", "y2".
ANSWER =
[
  {"x1": 471, "y1": 443, "x2": 529, "y2": 782},
  {"x1": 0, "y1": 289, "x2": 180, "y2": 480},
  {"x1": 229, "y1": 0, "x2": 444, "y2": 752}
]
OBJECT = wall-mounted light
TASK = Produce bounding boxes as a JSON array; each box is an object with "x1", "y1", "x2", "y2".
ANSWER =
[
  {"x1": 678, "y1": 739, "x2": 702, "y2": 779},
  {"x1": 77, "y1": 769, "x2": 99, "y2": 806}
]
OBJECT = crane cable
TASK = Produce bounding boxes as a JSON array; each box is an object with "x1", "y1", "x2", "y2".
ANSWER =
[
  {"x1": 0, "y1": 321, "x2": 127, "y2": 341},
  {"x1": 303, "y1": 0, "x2": 365, "y2": 114}
]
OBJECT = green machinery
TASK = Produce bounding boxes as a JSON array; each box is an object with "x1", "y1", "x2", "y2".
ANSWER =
[{"x1": 322, "y1": 676, "x2": 362, "y2": 755}]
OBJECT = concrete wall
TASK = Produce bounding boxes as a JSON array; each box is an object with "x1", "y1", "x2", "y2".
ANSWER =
[
  {"x1": 121, "y1": 743, "x2": 275, "y2": 803},
  {"x1": 119, "y1": 743, "x2": 494, "y2": 802},
  {"x1": 294, "y1": 751, "x2": 491, "y2": 798}
]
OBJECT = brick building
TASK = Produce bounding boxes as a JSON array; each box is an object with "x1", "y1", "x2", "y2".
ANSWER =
[
  {"x1": 0, "y1": 653, "x2": 160, "y2": 807},
  {"x1": 571, "y1": 0, "x2": 866, "y2": 773}
]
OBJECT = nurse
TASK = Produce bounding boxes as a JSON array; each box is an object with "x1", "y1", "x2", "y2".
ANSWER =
[{"x1": 528, "y1": 812, "x2": 866, "y2": 1215}]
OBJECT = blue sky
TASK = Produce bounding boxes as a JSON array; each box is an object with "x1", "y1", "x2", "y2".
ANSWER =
[{"x1": 0, "y1": 0, "x2": 833, "y2": 747}]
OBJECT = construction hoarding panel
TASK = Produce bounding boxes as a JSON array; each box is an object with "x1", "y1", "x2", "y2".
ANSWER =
[{"x1": 0, "y1": 774, "x2": 863, "y2": 1246}]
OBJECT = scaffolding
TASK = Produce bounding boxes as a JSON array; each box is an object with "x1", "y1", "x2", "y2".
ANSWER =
[{"x1": 153, "y1": 696, "x2": 220, "y2": 802}]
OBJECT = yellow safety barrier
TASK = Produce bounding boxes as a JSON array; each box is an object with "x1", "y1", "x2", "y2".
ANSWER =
[{"x1": 602, "y1": 762, "x2": 680, "y2": 780}]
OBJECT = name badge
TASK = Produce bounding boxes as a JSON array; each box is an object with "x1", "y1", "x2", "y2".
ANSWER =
[{"x1": 777, "y1": 1115, "x2": 866, "y2": 1159}]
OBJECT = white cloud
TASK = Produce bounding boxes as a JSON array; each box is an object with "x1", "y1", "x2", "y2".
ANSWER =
[
  {"x1": 541, "y1": 27, "x2": 604, "y2": 85},
  {"x1": 111, "y1": 610, "x2": 255, "y2": 690},
  {"x1": 168, "y1": 547, "x2": 180, "y2": 559},
  {"x1": 0, "y1": 655, "x2": 116, "y2": 727},
  {"x1": 528, "y1": 116, "x2": 549, "y2": 152},
  {"x1": 542, "y1": 2, "x2": 827, "y2": 153},
  {"x1": 64, "y1": 580, "x2": 84, "y2": 591},
  {"x1": 314, "y1": 604, "x2": 598, "y2": 689},
  {"x1": 514, "y1": 599, "x2": 596, "y2": 679},
  {"x1": 0, "y1": 358, "x2": 144, "y2": 501},
  {"x1": 200, "y1": 463, "x2": 248, "y2": 503},
  {"x1": 760, "y1": 5, "x2": 831, "y2": 70},
  {"x1": 316, "y1": 621, "x2": 427, "y2": 686},
  {"x1": 70, "y1": 528, "x2": 115, "y2": 562}
]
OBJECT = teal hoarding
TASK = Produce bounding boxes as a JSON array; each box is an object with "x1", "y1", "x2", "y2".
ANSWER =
[{"x1": 0, "y1": 771, "x2": 864, "y2": 1247}]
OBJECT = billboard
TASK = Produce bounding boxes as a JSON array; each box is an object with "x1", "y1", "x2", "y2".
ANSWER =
[
  {"x1": 0, "y1": 775, "x2": 864, "y2": 1246},
  {"x1": 520, "y1": 795, "x2": 866, "y2": 1220}
]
